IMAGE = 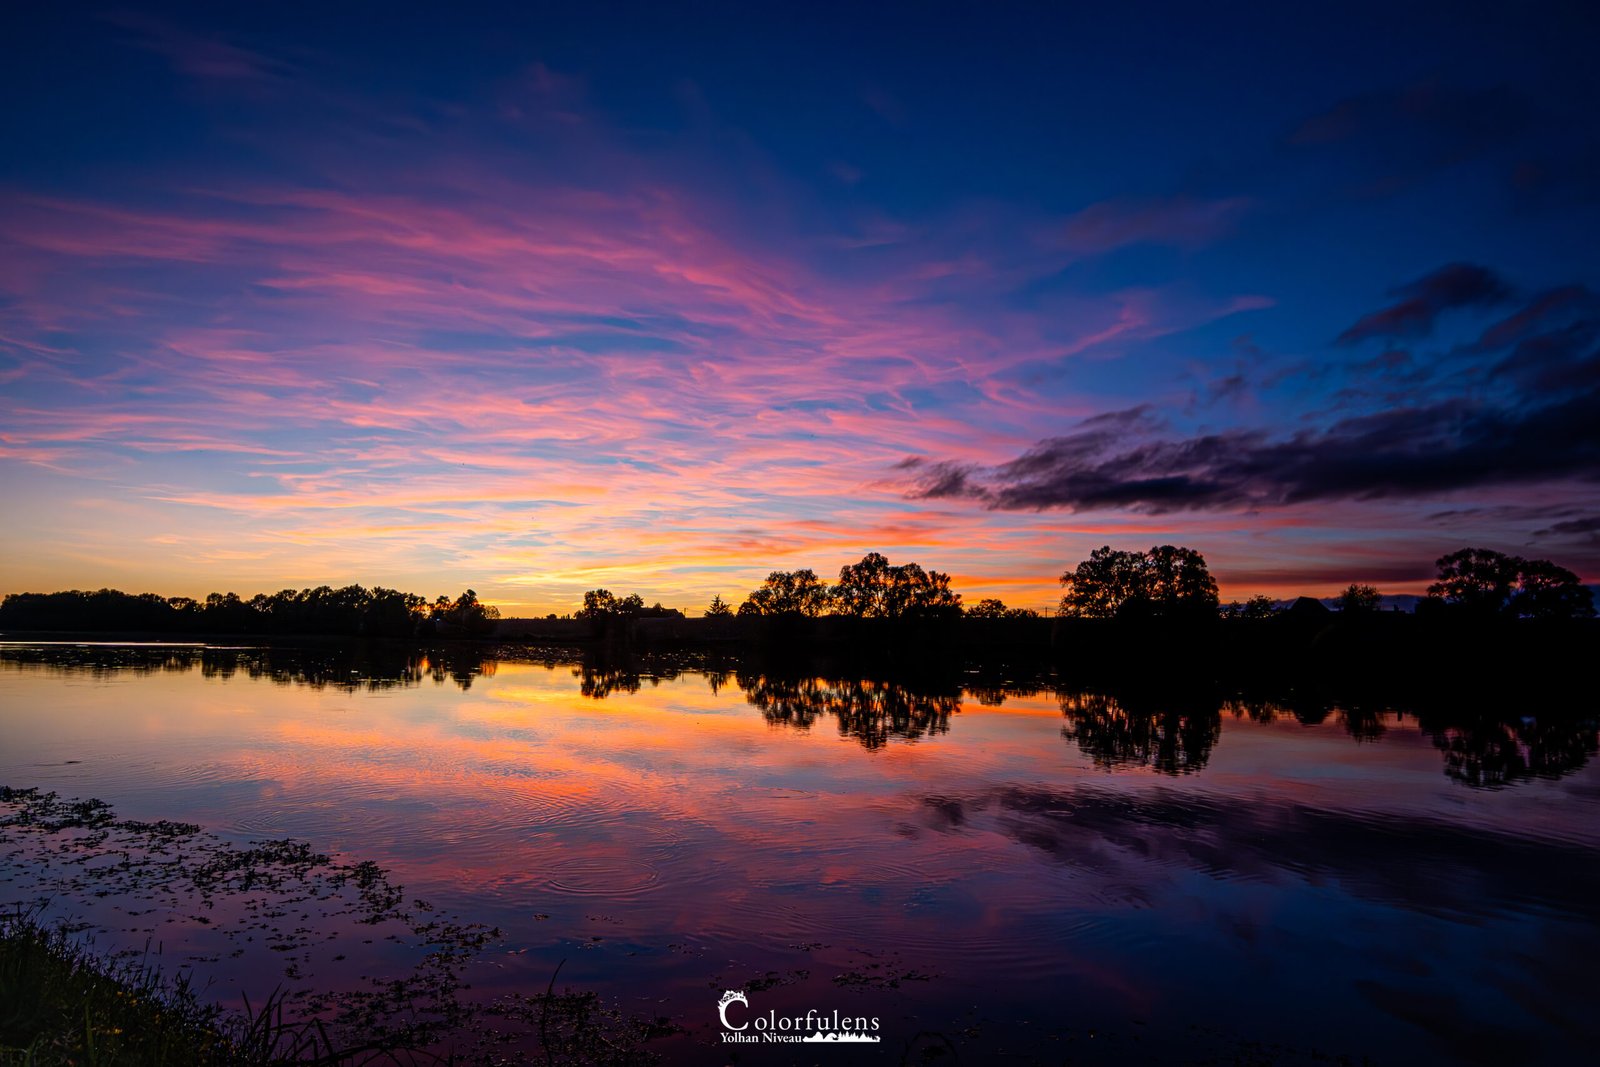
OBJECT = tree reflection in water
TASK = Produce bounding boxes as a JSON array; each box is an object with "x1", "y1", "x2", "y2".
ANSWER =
[
  {"x1": 1058, "y1": 688, "x2": 1597, "y2": 786},
  {"x1": 1058, "y1": 691, "x2": 1222, "y2": 774},
  {"x1": 0, "y1": 643, "x2": 498, "y2": 692},
  {"x1": 1, "y1": 644, "x2": 1594, "y2": 787},
  {"x1": 1422, "y1": 712, "x2": 1600, "y2": 788},
  {"x1": 736, "y1": 673, "x2": 960, "y2": 750}
]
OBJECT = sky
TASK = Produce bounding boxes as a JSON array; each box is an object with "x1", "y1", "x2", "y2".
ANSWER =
[{"x1": 2, "y1": 1, "x2": 1598, "y2": 614}]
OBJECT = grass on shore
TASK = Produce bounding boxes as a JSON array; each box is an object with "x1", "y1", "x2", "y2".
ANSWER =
[{"x1": 0, "y1": 909, "x2": 416, "y2": 1067}]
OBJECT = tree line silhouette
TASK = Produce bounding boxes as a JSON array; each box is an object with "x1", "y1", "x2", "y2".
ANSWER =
[
  {"x1": 1052, "y1": 544, "x2": 1592, "y2": 622},
  {"x1": 573, "y1": 590, "x2": 683, "y2": 620},
  {"x1": 586, "y1": 545, "x2": 1592, "y2": 624},
  {"x1": 0, "y1": 585, "x2": 499, "y2": 636},
  {"x1": 0, "y1": 545, "x2": 1590, "y2": 637},
  {"x1": 575, "y1": 552, "x2": 970, "y2": 621},
  {"x1": 1420, "y1": 547, "x2": 1595, "y2": 620},
  {"x1": 1057, "y1": 545, "x2": 1219, "y2": 619}
]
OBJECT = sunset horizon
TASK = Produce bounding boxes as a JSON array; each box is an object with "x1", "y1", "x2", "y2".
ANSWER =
[{"x1": 5, "y1": 4, "x2": 1598, "y2": 616}]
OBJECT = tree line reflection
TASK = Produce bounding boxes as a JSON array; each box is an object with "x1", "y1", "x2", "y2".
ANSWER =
[
  {"x1": 1058, "y1": 691, "x2": 1600, "y2": 787},
  {"x1": 738, "y1": 673, "x2": 959, "y2": 750},
  {"x1": 1058, "y1": 691, "x2": 1221, "y2": 776},
  {"x1": 1, "y1": 644, "x2": 1593, "y2": 788},
  {"x1": 0, "y1": 642, "x2": 500, "y2": 692}
]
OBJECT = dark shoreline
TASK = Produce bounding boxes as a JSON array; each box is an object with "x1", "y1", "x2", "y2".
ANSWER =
[
  {"x1": 7, "y1": 609, "x2": 1598, "y2": 673},
  {"x1": 5, "y1": 612, "x2": 1596, "y2": 713}
]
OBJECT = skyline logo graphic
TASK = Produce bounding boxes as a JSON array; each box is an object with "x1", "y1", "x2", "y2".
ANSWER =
[{"x1": 717, "y1": 989, "x2": 881, "y2": 1044}]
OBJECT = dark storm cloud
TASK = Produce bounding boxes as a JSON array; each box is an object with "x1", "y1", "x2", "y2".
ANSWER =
[
  {"x1": 906, "y1": 274, "x2": 1600, "y2": 514},
  {"x1": 1336, "y1": 263, "x2": 1512, "y2": 344}
]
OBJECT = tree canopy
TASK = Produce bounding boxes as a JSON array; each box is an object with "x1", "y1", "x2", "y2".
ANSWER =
[
  {"x1": 429, "y1": 588, "x2": 500, "y2": 635},
  {"x1": 1426, "y1": 548, "x2": 1594, "y2": 620},
  {"x1": 832, "y1": 553, "x2": 961, "y2": 619},
  {"x1": 1059, "y1": 545, "x2": 1219, "y2": 619},
  {"x1": 1337, "y1": 583, "x2": 1383, "y2": 613},
  {"x1": 1224, "y1": 595, "x2": 1277, "y2": 620},
  {"x1": 737, "y1": 569, "x2": 831, "y2": 617},
  {"x1": 728, "y1": 554, "x2": 961, "y2": 619},
  {"x1": 574, "y1": 589, "x2": 681, "y2": 620},
  {"x1": 966, "y1": 598, "x2": 1039, "y2": 619},
  {"x1": 0, "y1": 584, "x2": 438, "y2": 636}
]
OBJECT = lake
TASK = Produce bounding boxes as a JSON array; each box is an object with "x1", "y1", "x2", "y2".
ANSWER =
[{"x1": 1, "y1": 641, "x2": 1597, "y2": 1064}]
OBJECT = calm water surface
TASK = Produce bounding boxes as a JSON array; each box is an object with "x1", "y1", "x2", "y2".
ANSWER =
[{"x1": 1, "y1": 643, "x2": 1597, "y2": 1064}]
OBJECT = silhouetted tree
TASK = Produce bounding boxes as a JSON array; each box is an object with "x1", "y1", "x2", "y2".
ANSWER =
[
  {"x1": 577, "y1": 589, "x2": 618, "y2": 619},
  {"x1": 363, "y1": 587, "x2": 429, "y2": 636},
  {"x1": 832, "y1": 553, "x2": 961, "y2": 619},
  {"x1": 704, "y1": 594, "x2": 733, "y2": 618},
  {"x1": 204, "y1": 591, "x2": 253, "y2": 632},
  {"x1": 887, "y1": 561, "x2": 961, "y2": 618},
  {"x1": 0, "y1": 589, "x2": 179, "y2": 631},
  {"x1": 967, "y1": 598, "x2": 1006, "y2": 618},
  {"x1": 575, "y1": 589, "x2": 666, "y2": 622},
  {"x1": 1224, "y1": 594, "x2": 1277, "y2": 620},
  {"x1": 2, "y1": 583, "x2": 436, "y2": 637},
  {"x1": 431, "y1": 588, "x2": 500, "y2": 635},
  {"x1": 832, "y1": 552, "x2": 894, "y2": 616},
  {"x1": 966, "y1": 598, "x2": 1039, "y2": 619},
  {"x1": 1337, "y1": 583, "x2": 1383, "y2": 614},
  {"x1": 1511, "y1": 558, "x2": 1595, "y2": 620},
  {"x1": 1426, "y1": 548, "x2": 1594, "y2": 620},
  {"x1": 1143, "y1": 545, "x2": 1219, "y2": 614},
  {"x1": 1058, "y1": 547, "x2": 1144, "y2": 617},
  {"x1": 1426, "y1": 548, "x2": 1522, "y2": 615},
  {"x1": 1059, "y1": 545, "x2": 1219, "y2": 619},
  {"x1": 167, "y1": 596, "x2": 201, "y2": 626},
  {"x1": 738, "y1": 569, "x2": 831, "y2": 616}
]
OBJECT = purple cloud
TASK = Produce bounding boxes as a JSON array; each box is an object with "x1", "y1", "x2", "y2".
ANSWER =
[{"x1": 1336, "y1": 263, "x2": 1512, "y2": 344}]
